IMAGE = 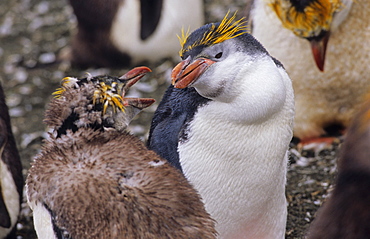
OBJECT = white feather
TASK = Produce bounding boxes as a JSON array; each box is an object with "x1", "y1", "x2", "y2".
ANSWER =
[
  {"x1": 110, "y1": 0, "x2": 204, "y2": 64},
  {"x1": 179, "y1": 53, "x2": 294, "y2": 239},
  {"x1": 28, "y1": 200, "x2": 57, "y2": 239}
]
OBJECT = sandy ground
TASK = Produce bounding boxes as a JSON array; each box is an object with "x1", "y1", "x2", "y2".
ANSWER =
[{"x1": 0, "y1": 0, "x2": 339, "y2": 238}]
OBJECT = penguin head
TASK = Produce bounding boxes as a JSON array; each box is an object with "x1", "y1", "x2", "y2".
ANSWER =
[
  {"x1": 46, "y1": 66, "x2": 155, "y2": 136},
  {"x1": 172, "y1": 12, "x2": 274, "y2": 103},
  {"x1": 266, "y1": 0, "x2": 352, "y2": 71}
]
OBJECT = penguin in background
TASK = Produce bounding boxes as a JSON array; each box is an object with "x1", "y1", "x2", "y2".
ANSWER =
[
  {"x1": 67, "y1": 0, "x2": 204, "y2": 68},
  {"x1": 250, "y1": 0, "x2": 370, "y2": 143},
  {"x1": 26, "y1": 67, "x2": 217, "y2": 239},
  {"x1": 307, "y1": 96, "x2": 370, "y2": 239},
  {"x1": 0, "y1": 82, "x2": 23, "y2": 239},
  {"x1": 148, "y1": 13, "x2": 295, "y2": 239}
]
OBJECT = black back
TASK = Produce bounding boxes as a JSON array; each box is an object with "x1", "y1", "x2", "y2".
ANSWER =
[{"x1": 147, "y1": 85, "x2": 210, "y2": 171}]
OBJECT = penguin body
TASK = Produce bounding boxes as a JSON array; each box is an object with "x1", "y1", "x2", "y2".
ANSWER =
[
  {"x1": 26, "y1": 67, "x2": 217, "y2": 239},
  {"x1": 69, "y1": 0, "x2": 204, "y2": 67},
  {"x1": 0, "y1": 83, "x2": 23, "y2": 239},
  {"x1": 148, "y1": 14, "x2": 295, "y2": 239},
  {"x1": 250, "y1": 0, "x2": 370, "y2": 140},
  {"x1": 307, "y1": 96, "x2": 370, "y2": 238}
]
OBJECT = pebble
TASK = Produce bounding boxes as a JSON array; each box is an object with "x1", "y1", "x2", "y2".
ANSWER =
[
  {"x1": 6, "y1": 94, "x2": 22, "y2": 107},
  {"x1": 38, "y1": 52, "x2": 56, "y2": 64},
  {"x1": 18, "y1": 85, "x2": 33, "y2": 95},
  {"x1": 9, "y1": 107, "x2": 25, "y2": 117},
  {"x1": 0, "y1": 15, "x2": 13, "y2": 36},
  {"x1": 13, "y1": 69, "x2": 29, "y2": 84},
  {"x1": 35, "y1": 1, "x2": 49, "y2": 14}
]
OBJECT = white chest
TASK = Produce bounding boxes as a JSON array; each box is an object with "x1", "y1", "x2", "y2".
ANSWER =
[{"x1": 178, "y1": 102, "x2": 292, "y2": 238}]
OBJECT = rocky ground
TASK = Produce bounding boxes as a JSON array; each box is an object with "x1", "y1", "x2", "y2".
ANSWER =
[{"x1": 0, "y1": 0, "x2": 340, "y2": 238}]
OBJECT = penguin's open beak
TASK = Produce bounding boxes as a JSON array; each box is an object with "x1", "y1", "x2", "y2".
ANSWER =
[
  {"x1": 119, "y1": 66, "x2": 155, "y2": 109},
  {"x1": 309, "y1": 31, "x2": 330, "y2": 72},
  {"x1": 119, "y1": 66, "x2": 152, "y2": 93},
  {"x1": 171, "y1": 56, "x2": 215, "y2": 88}
]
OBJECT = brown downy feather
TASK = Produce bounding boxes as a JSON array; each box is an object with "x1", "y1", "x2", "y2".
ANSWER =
[{"x1": 26, "y1": 67, "x2": 217, "y2": 239}]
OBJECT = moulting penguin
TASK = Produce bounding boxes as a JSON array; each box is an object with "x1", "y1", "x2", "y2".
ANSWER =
[
  {"x1": 307, "y1": 96, "x2": 370, "y2": 238},
  {"x1": 67, "y1": 0, "x2": 204, "y2": 67},
  {"x1": 250, "y1": 0, "x2": 370, "y2": 142},
  {"x1": 26, "y1": 67, "x2": 217, "y2": 239},
  {"x1": 0, "y1": 82, "x2": 23, "y2": 239},
  {"x1": 148, "y1": 13, "x2": 295, "y2": 239}
]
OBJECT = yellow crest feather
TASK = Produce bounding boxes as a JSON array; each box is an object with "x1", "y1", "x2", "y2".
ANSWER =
[
  {"x1": 52, "y1": 76, "x2": 126, "y2": 114},
  {"x1": 269, "y1": 0, "x2": 344, "y2": 38},
  {"x1": 177, "y1": 27, "x2": 191, "y2": 56},
  {"x1": 179, "y1": 11, "x2": 249, "y2": 57},
  {"x1": 93, "y1": 81, "x2": 125, "y2": 114},
  {"x1": 52, "y1": 77, "x2": 78, "y2": 98}
]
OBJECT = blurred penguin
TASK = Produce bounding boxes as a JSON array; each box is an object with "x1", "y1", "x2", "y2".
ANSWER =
[
  {"x1": 67, "y1": 0, "x2": 204, "y2": 67},
  {"x1": 307, "y1": 95, "x2": 370, "y2": 238},
  {"x1": 0, "y1": 83, "x2": 23, "y2": 239},
  {"x1": 250, "y1": 0, "x2": 370, "y2": 143}
]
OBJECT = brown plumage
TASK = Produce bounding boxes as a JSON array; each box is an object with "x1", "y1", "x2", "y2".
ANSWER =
[
  {"x1": 26, "y1": 67, "x2": 216, "y2": 239},
  {"x1": 0, "y1": 82, "x2": 23, "y2": 239},
  {"x1": 307, "y1": 96, "x2": 370, "y2": 238}
]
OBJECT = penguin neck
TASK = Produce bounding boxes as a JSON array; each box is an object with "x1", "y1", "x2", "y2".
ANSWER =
[{"x1": 193, "y1": 57, "x2": 290, "y2": 124}]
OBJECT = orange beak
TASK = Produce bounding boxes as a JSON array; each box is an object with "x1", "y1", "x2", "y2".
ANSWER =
[
  {"x1": 119, "y1": 66, "x2": 152, "y2": 92},
  {"x1": 171, "y1": 56, "x2": 215, "y2": 89},
  {"x1": 119, "y1": 66, "x2": 155, "y2": 108},
  {"x1": 309, "y1": 31, "x2": 330, "y2": 72}
]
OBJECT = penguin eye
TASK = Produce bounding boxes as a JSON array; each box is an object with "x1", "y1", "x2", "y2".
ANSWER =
[{"x1": 215, "y1": 52, "x2": 223, "y2": 59}]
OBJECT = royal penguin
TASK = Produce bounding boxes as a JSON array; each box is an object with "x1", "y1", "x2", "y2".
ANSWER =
[
  {"x1": 307, "y1": 95, "x2": 370, "y2": 238},
  {"x1": 26, "y1": 67, "x2": 217, "y2": 239},
  {"x1": 67, "y1": 0, "x2": 204, "y2": 67},
  {"x1": 249, "y1": 0, "x2": 370, "y2": 142},
  {"x1": 0, "y1": 82, "x2": 23, "y2": 239},
  {"x1": 148, "y1": 13, "x2": 295, "y2": 239}
]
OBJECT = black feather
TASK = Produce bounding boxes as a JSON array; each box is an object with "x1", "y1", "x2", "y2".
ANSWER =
[{"x1": 147, "y1": 85, "x2": 209, "y2": 171}]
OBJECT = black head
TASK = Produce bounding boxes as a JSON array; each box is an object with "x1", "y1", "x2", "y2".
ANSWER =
[{"x1": 178, "y1": 13, "x2": 269, "y2": 61}]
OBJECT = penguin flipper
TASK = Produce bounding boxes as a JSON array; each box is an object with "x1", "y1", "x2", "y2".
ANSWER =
[
  {"x1": 148, "y1": 85, "x2": 209, "y2": 171},
  {"x1": 148, "y1": 85, "x2": 185, "y2": 171},
  {"x1": 0, "y1": 134, "x2": 11, "y2": 229},
  {"x1": 0, "y1": 192, "x2": 11, "y2": 228},
  {"x1": 140, "y1": 0, "x2": 163, "y2": 40}
]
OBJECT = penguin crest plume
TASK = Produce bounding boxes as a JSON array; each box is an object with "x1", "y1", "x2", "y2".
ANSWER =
[
  {"x1": 52, "y1": 75, "x2": 126, "y2": 114},
  {"x1": 268, "y1": 0, "x2": 344, "y2": 38},
  {"x1": 178, "y1": 12, "x2": 249, "y2": 57}
]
